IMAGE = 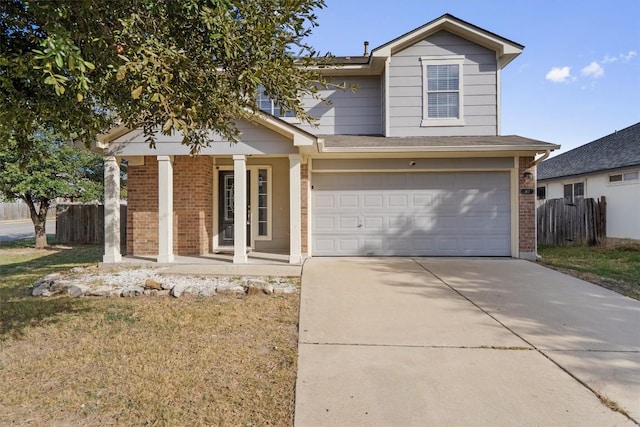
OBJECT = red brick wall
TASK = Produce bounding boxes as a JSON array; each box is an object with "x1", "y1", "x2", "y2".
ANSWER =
[
  {"x1": 173, "y1": 156, "x2": 213, "y2": 255},
  {"x1": 301, "y1": 163, "x2": 308, "y2": 254},
  {"x1": 127, "y1": 156, "x2": 159, "y2": 255},
  {"x1": 519, "y1": 156, "x2": 536, "y2": 254},
  {"x1": 127, "y1": 155, "x2": 213, "y2": 256}
]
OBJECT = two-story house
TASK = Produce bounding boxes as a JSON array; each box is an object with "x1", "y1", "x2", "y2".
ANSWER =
[{"x1": 97, "y1": 14, "x2": 559, "y2": 264}]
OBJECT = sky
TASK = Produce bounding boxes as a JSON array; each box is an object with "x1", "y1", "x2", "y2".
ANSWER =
[{"x1": 304, "y1": 0, "x2": 640, "y2": 156}]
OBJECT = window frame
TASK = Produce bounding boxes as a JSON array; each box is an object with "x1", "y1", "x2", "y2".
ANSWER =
[
  {"x1": 608, "y1": 170, "x2": 639, "y2": 185},
  {"x1": 420, "y1": 55, "x2": 465, "y2": 127},
  {"x1": 536, "y1": 185, "x2": 546, "y2": 200},
  {"x1": 256, "y1": 86, "x2": 297, "y2": 121},
  {"x1": 563, "y1": 181, "x2": 585, "y2": 202}
]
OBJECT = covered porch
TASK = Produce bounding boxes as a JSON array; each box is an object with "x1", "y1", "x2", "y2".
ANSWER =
[{"x1": 98, "y1": 116, "x2": 316, "y2": 265}]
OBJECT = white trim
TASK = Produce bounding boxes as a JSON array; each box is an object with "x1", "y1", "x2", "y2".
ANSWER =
[
  {"x1": 496, "y1": 52, "x2": 502, "y2": 135},
  {"x1": 289, "y1": 154, "x2": 302, "y2": 264},
  {"x1": 307, "y1": 158, "x2": 314, "y2": 257},
  {"x1": 157, "y1": 155, "x2": 174, "y2": 263},
  {"x1": 233, "y1": 155, "x2": 248, "y2": 263},
  {"x1": 420, "y1": 56, "x2": 465, "y2": 127},
  {"x1": 102, "y1": 156, "x2": 122, "y2": 263},
  {"x1": 252, "y1": 166, "x2": 273, "y2": 241},
  {"x1": 384, "y1": 57, "x2": 391, "y2": 136},
  {"x1": 214, "y1": 164, "x2": 273, "y2": 251}
]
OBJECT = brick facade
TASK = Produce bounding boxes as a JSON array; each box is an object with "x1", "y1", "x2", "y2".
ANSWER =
[
  {"x1": 127, "y1": 156, "x2": 159, "y2": 255},
  {"x1": 127, "y1": 155, "x2": 213, "y2": 256},
  {"x1": 173, "y1": 156, "x2": 213, "y2": 255},
  {"x1": 518, "y1": 156, "x2": 536, "y2": 256}
]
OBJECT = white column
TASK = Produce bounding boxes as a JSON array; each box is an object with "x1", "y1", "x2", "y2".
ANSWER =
[
  {"x1": 289, "y1": 154, "x2": 302, "y2": 264},
  {"x1": 233, "y1": 155, "x2": 248, "y2": 263},
  {"x1": 157, "y1": 155, "x2": 174, "y2": 263},
  {"x1": 103, "y1": 156, "x2": 122, "y2": 263}
]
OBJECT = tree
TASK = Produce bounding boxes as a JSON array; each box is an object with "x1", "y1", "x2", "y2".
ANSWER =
[
  {"x1": 1, "y1": 0, "x2": 330, "y2": 153},
  {"x1": 0, "y1": 130, "x2": 107, "y2": 248}
]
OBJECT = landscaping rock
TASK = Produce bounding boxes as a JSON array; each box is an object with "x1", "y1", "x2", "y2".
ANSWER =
[
  {"x1": 171, "y1": 283, "x2": 189, "y2": 298},
  {"x1": 121, "y1": 286, "x2": 144, "y2": 297},
  {"x1": 86, "y1": 286, "x2": 113, "y2": 297},
  {"x1": 217, "y1": 285, "x2": 246, "y2": 295},
  {"x1": 273, "y1": 286, "x2": 297, "y2": 294},
  {"x1": 199, "y1": 287, "x2": 216, "y2": 297},
  {"x1": 68, "y1": 284, "x2": 88, "y2": 297},
  {"x1": 144, "y1": 279, "x2": 162, "y2": 290},
  {"x1": 32, "y1": 284, "x2": 49, "y2": 296},
  {"x1": 70, "y1": 267, "x2": 85, "y2": 274}
]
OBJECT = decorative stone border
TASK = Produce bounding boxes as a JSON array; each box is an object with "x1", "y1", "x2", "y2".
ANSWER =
[{"x1": 31, "y1": 266, "x2": 298, "y2": 298}]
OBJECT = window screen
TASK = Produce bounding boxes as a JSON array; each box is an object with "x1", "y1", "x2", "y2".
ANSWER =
[{"x1": 427, "y1": 65, "x2": 460, "y2": 118}]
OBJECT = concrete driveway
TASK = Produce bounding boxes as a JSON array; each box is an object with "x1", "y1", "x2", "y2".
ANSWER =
[{"x1": 295, "y1": 258, "x2": 640, "y2": 426}]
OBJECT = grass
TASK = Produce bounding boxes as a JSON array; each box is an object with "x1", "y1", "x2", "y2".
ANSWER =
[
  {"x1": 538, "y1": 243, "x2": 640, "y2": 300},
  {"x1": 0, "y1": 239, "x2": 300, "y2": 426}
]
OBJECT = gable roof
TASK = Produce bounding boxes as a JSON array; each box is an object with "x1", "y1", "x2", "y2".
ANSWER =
[
  {"x1": 371, "y1": 14, "x2": 523, "y2": 68},
  {"x1": 311, "y1": 13, "x2": 524, "y2": 74},
  {"x1": 538, "y1": 122, "x2": 640, "y2": 181}
]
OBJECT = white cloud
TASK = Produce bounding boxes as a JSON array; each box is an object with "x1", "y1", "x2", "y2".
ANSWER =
[
  {"x1": 622, "y1": 50, "x2": 637, "y2": 62},
  {"x1": 601, "y1": 55, "x2": 618, "y2": 64},
  {"x1": 545, "y1": 66, "x2": 573, "y2": 83},
  {"x1": 581, "y1": 61, "x2": 604, "y2": 78}
]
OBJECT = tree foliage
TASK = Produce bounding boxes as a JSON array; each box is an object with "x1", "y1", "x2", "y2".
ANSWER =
[
  {"x1": 1, "y1": 0, "x2": 329, "y2": 153},
  {"x1": 0, "y1": 130, "x2": 109, "y2": 248}
]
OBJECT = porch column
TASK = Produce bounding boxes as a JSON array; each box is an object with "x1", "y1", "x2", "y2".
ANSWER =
[
  {"x1": 233, "y1": 155, "x2": 248, "y2": 263},
  {"x1": 157, "y1": 155, "x2": 174, "y2": 263},
  {"x1": 103, "y1": 155, "x2": 122, "y2": 263},
  {"x1": 289, "y1": 154, "x2": 302, "y2": 264}
]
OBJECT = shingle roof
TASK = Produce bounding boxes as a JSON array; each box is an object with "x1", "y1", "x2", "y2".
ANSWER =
[
  {"x1": 537, "y1": 123, "x2": 640, "y2": 180},
  {"x1": 319, "y1": 134, "x2": 559, "y2": 152}
]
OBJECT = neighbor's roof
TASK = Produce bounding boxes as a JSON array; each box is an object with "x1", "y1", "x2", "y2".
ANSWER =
[
  {"x1": 318, "y1": 134, "x2": 559, "y2": 153},
  {"x1": 537, "y1": 122, "x2": 640, "y2": 180}
]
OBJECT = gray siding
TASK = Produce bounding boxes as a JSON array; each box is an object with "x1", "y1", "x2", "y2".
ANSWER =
[
  {"x1": 295, "y1": 76, "x2": 382, "y2": 135},
  {"x1": 388, "y1": 31, "x2": 498, "y2": 137}
]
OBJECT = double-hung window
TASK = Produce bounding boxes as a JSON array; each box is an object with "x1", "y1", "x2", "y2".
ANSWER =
[
  {"x1": 256, "y1": 86, "x2": 295, "y2": 118},
  {"x1": 420, "y1": 56, "x2": 465, "y2": 126}
]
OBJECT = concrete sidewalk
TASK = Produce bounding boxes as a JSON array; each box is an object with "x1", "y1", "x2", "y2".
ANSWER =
[{"x1": 295, "y1": 258, "x2": 638, "y2": 426}]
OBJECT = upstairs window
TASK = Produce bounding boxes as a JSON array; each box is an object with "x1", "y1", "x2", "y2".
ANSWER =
[
  {"x1": 256, "y1": 86, "x2": 295, "y2": 118},
  {"x1": 420, "y1": 56, "x2": 465, "y2": 127}
]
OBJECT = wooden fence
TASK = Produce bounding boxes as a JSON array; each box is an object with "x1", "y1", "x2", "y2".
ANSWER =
[
  {"x1": 56, "y1": 204, "x2": 127, "y2": 244},
  {"x1": 0, "y1": 202, "x2": 55, "y2": 221},
  {"x1": 537, "y1": 197, "x2": 606, "y2": 246}
]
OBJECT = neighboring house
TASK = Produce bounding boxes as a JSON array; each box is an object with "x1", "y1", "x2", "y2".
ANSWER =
[
  {"x1": 96, "y1": 14, "x2": 559, "y2": 264},
  {"x1": 537, "y1": 123, "x2": 640, "y2": 240}
]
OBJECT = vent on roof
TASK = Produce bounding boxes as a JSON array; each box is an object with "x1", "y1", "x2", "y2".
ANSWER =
[{"x1": 363, "y1": 41, "x2": 369, "y2": 56}]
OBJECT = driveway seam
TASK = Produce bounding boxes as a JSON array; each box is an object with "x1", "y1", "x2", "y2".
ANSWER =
[
  {"x1": 412, "y1": 258, "x2": 639, "y2": 425},
  {"x1": 299, "y1": 342, "x2": 533, "y2": 350}
]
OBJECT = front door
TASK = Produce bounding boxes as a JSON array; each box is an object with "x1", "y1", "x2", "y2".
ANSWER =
[{"x1": 218, "y1": 171, "x2": 250, "y2": 246}]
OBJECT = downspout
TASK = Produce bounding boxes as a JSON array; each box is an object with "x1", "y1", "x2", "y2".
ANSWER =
[{"x1": 531, "y1": 149, "x2": 551, "y2": 259}]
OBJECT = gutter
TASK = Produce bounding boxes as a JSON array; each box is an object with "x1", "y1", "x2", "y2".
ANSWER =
[{"x1": 530, "y1": 149, "x2": 551, "y2": 167}]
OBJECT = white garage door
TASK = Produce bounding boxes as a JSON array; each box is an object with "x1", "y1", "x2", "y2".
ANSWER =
[{"x1": 312, "y1": 172, "x2": 511, "y2": 256}]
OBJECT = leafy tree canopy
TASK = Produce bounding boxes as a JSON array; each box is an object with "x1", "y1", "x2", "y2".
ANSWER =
[{"x1": 1, "y1": 0, "x2": 328, "y2": 153}]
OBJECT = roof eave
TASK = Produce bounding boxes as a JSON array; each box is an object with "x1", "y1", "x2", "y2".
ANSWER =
[{"x1": 319, "y1": 144, "x2": 559, "y2": 154}]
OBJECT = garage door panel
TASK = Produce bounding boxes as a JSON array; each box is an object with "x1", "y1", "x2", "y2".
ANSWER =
[{"x1": 312, "y1": 172, "x2": 511, "y2": 256}]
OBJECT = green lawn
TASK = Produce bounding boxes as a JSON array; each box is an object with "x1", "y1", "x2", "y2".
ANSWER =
[
  {"x1": 538, "y1": 244, "x2": 640, "y2": 300},
  {"x1": 0, "y1": 239, "x2": 299, "y2": 426}
]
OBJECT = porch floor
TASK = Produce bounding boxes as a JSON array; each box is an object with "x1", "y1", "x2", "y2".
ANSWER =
[{"x1": 100, "y1": 251, "x2": 302, "y2": 277}]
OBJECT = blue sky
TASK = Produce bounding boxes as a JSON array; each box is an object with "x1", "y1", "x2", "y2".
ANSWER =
[{"x1": 305, "y1": 0, "x2": 640, "y2": 156}]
